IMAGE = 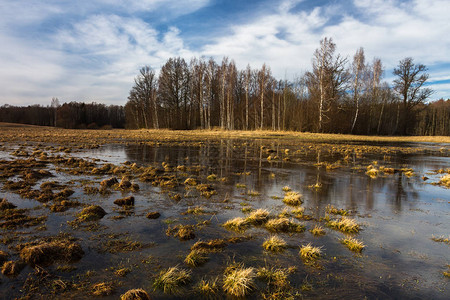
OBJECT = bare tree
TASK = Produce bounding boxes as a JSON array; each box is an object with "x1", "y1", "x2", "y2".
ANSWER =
[
  {"x1": 393, "y1": 57, "x2": 433, "y2": 135},
  {"x1": 51, "y1": 97, "x2": 60, "y2": 127},
  {"x1": 306, "y1": 37, "x2": 349, "y2": 132},
  {"x1": 350, "y1": 47, "x2": 366, "y2": 133},
  {"x1": 258, "y1": 63, "x2": 270, "y2": 129},
  {"x1": 127, "y1": 66, "x2": 158, "y2": 129}
]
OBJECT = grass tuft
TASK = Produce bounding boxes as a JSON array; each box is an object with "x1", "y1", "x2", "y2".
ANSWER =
[
  {"x1": 184, "y1": 250, "x2": 208, "y2": 267},
  {"x1": 310, "y1": 225, "x2": 326, "y2": 236},
  {"x1": 223, "y1": 217, "x2": 250, "y2": 231},
  {"x1": 153, "y1": 266, "x2": 191, "y2": 294},
  {"x1": 223, "y1": 264, "x2": 255, "y2": 297},
  {"x1": 340, "y1": 237, "x2": 365, "y2": 252},
  {"x1": 262, "y1": 236, "x2": 287, "y2": 252},
  {"x1": 325, "y1": 204, "x2": 349, "y2": 216},
  {"x1": 195, "y1": 277, "x2": 219, "y2": 299},
  {"x1": 265, "y1": 217, "x2": 305, "y2": 233},
  {"x1": 246, "y1": 208, "x2": 270, "y2": 225},
  {"x1": 327, "y1": 217, "x2": 360, "y2": 233},
  {"x1": 283, "y1": 191, "x2": 303, "y2": 206},
  {"x1": 299, "y1": 243, "x2": 322, "y2": 261}
]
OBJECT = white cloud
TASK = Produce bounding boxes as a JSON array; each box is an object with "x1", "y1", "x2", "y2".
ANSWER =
[{"x1": 0, "y1": 0, "x2": 448, "y2": 105}]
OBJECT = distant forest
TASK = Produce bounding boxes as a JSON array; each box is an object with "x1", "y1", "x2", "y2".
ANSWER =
[{"x1": 1, "y1": 38, "x2": 449, "y2": 136}]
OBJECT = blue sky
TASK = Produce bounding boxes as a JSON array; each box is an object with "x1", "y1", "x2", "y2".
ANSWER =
[{"x1": 0, "y1": 0, "x2": 449, "y2": 105}]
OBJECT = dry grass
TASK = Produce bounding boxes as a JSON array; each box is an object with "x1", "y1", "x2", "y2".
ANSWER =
[
  {"x1": 246, "y1": 208, "x2": 270, "y2": 225},
  {"x1": 1, "y1": 124, "x2": 448, "y2": 146},
  {"x1": 262, "y1": 236, "x2": 287, "y2": 252},
  {"x1": 1, "y1": 260, "x2": 25, "y2": 276},
  {"x1": 248, "y1": 189, "x2": 261, "y2": 196},
  {"x1": 92, "y1": 282, "x2": 115, "y2": 296},
  {"x1": 326, "y1": 204, "x2": 349, "y2": 216},
  {"x1": 190, "y1": 239, "x2": 229, "y2": 254},
  {"x1": 283, "y1": 191, "x2": 302, "y2": 206},
  {"x1": 166, "y1": 224, "x2": 195, "y2": 240},
  {"x1": 195, "y1": 277, "x2": 219, "y2": 299},
  {"x1": 256, "y1": 266, "x2": 290, "y2": 289},
  {"x1": 20, "y1": 240, "x2": 84, "y2": 266},
  {"x1": 340, "y1": 237, "x2": 365, "y2": 252},
  {"x1": 366, "y1": 167, "x2": 379, "y2": 178},
  {"x1": 184, "y1": 250, "x2": 208, "y2": 267},
  {"x1": 299, "y1": 243, "x2": 322, "y2": 261},
  {"x1": 265, "y1": 217, "x2": 305, "y2": 233},
  {"x1": 327, "y1": 217, "x2": 360, "y2": 233},
  {"x1": 223, "y1": 265, "x2": 255, "y2": 297},
  {"x1": 431, "y1": 235, "x2": 450, "y2": 245},
  {"x1": 223, "y1": 217, "x2": 250, "y2": 231},
  {"x1": 120, "y1": 288, "x2": 150, "y2": 300},
  {"x1": 437, "y1": 174, "x2": 450, "y2": 188},
  {"x1": 153, "y1": 266, "x2": 191, "y2": 294},
  {"x1": 282, "y1": 186, "x2": 291, "y2": 192},
  {"x1": 310, "y1": 225, "x2": 326, "y2": 236}
]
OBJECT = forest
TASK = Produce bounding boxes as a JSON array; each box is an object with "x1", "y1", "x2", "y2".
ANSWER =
[{"x1": 1, "y1": 38, "x2": 448, "y2": 135}]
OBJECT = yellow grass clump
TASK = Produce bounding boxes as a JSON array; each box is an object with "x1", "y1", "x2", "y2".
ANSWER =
[
  {"x1": 265, "y1": 217, "x2": 305, "y2": 233},
  {"x1": 283, "y1": 191, "x2": 303, "y2": 206},
  {"x1": 310, "y1": 225, "x2": 326, "y2": 236},
  {"x1": 195, "y1": 277, "x2": 219, "y2": 299},
  {"x1": 262, "y1": 236, "x2": 287, "y2": 252},
  {"x1": 340, "y1": 237, "x2": 365, "y2": 252},
  {"x1": 246, "y1": 208, "x2": 270, "y2": 225},
  {"x1": 327, "y1": 217, "x2": 360, "y2": 233},
  {"x1": 153, "y1": 266, "x2": 191, "y2": 294},
  {"x1": 326, "y1": 204, "x2": 349, "y2": 216},
  {"x1": 223, "y1": 217, "x2": 250, "y2": 231},
  {"x1": 184, "y1": 250, "x2": 209, "y2": 267},
  {"x1": 437, "y1": 174, "x2": 450, "y2": 188},
  {"x1": 299, "y1": 243, "x2": 322, "y2": 261},
  {"x1": 223, "y1": 265, "x2": 255, "y2": 297}
]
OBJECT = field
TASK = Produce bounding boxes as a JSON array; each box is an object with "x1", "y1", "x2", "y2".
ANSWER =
[{"x1": 0, "y1": 123, "x2": 449, "y2": 299}]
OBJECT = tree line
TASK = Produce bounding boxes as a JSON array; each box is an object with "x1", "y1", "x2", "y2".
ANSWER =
[
  {"x1": 0, "y1": 37, "x2": 448, "y2": 135},
  {"x1": 125, "y1": 37, "x2": 448, "y2": 135},
  {"x1": 0, "y1": 101, "x2": 125, "y2": 129}
]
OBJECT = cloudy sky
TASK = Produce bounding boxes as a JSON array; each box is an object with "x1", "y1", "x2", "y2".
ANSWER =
[{"x1": 1, "y1": 0, "x2": 449, "y2": 106}]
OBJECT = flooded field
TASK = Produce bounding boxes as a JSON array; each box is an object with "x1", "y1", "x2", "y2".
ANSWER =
[{"x1": 0, "y1": 126, "x2": 449, "y2": 299}]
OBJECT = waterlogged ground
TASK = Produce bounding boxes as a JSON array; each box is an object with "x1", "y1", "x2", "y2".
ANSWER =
[{"x1": 0, "y1": 126, "x2": 449, "y2": 299}]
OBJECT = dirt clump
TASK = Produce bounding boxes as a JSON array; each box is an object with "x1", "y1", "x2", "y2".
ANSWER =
[
  {"x1": 0, "y1": 198, "x2": 16, "y2": 210},
  {"x1": 20, "y1": 240, "x2": 84, "y2": 266},
  {"x1": 120, "y1": 288, "x2": 151, "y2": 300},
  {"x1": 1, "y1": 260, "x2": 25, "y2": 276},
  {"x1": 114, "y1": 196, "x2": 135, "y2": 206},
  {"x1": 77, "y1": 205, "x2": 107, "y2": 221},
  {"x1": 146, "y1": 212, "x2": 160, "y2": 219},
  {"x1": 101, "y1": 177, "x2": 118, "y2": 188}
]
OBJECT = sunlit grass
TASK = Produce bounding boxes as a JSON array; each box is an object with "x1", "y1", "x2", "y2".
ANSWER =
[
  {"x1": 325, "y1": 204, "x2": 349, "y2": 216},
  {"x1": 265, "y1": 217, "x2": 305, "y2": 233},
  {"x1": 223, "y1": 264, "x2": 255, "y2": 297},
  {"x1": 327, "y1": 217, "x2": 360, "y2": 233},
  {"x1": 299, "y1": 243, "x2": 322, "y2": 261},
  {"x1": 195, "y1": 277, "x2": 219, "y2": 299},
  {"x1": 246, "y1": 208, "x2": 270, "y2": 225},
  {"x1": 184, "y1": 250, "x2": 208, "y2": 267},
  {"x1": 310, "y1": 225, "x2": 326, "y2": 236},
  {"x1": 262, "y1": 236, "x2": 287, "y2": 252},
  {"x1": 340, "y1": 237, "x2": 365, "y2": 252},
  {"x1": 153, "y1": 266, "x2": 191, "y2": 294},
  {"x1": 223, "y1": 217, "x2": 250, "y2": 231},
  {"x1": 283, "y1": 191, "x2": 302, "y2": 206}
]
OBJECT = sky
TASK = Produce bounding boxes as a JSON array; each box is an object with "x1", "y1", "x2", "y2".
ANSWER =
[{"x1": 0, "y1": 0, "x2": 449, "y2": 106}]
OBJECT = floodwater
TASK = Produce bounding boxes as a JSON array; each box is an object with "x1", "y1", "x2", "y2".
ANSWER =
[{"x1": 0, "y1": 138, "x2": 449, "y2": 299}]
